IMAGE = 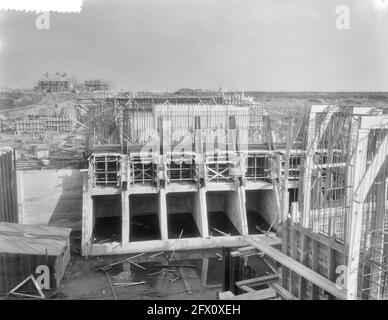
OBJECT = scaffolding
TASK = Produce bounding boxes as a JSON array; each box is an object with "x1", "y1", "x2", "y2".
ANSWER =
[
  {"x1": 245, "y1": 152, "x2": 271, "y2": 181},
  {"x1": 359, "y1": 228, "x2": 388, "y2": 300},
  {"x1": 128, "y1": 153, "x2": 157, "y2": 185},
  {"x1": 76, "y1": 92, "x2": 272, "y2": 154},
  {"x1": 165, "y1": 152, "x2": 198, "y2": 184},
  {"x1": 277, "y1": 106, "x2": 388, "y2": 300},
  {"x1": 89, "y1": 154, "x2": 121, "y2": 187}
]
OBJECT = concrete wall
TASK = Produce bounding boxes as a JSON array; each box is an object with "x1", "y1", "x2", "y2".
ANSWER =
[
  {"x1": 192, "y1": 191, "x2": 208, "y2": 237},
  {"x1": 225, "y1": 190, "x2": 245, "y2": 235},
  {"x1": 17, "y1": 169, "x2": 83, "y2": 230},
  {"x1": 206, "y1": 192, "x2": 225, "y2": 212},
  {"x1": 246, "y1": 190, "x2": 278, "y2": 230},
  {"x1": 129, "y1": 194, "x2": 159, "y2": 216},
  {"x1": 166, "y1": 193, "x2": 193, "y2": 214},
  {"x1": 93, "y1": 195, "x2": 121, "y2": 218}
]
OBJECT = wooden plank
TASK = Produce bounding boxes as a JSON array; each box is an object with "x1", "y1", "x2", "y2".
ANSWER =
[
  {"x1": 346, "y1": 129, "x2": 369, "y2": 299},
  {"x1": 243, "y1": 236, "x2": 347, "y2": 299},
  {"x1": 235, "y1": 274, "x2": 279, "y2": 287},
  {"x1": 201, "y1": 258, "x2": 209, "y2": 286},
  {"x1": 263, "y1": 257, "x2": 277, "y2": 274},
  {"x1": 289, "y1": 224, "x2": 298, "y2": 295},
  {"x1": 269, "y1": 282, "x2": 298, "y2": 300},
  {"x1": 222, "y1": 287, "x2": 277, "y2": 300},
  {"x1": 298, "y1": 232, "x2": 308, "y2": 299},
  {"x1": 311, "y1": 239, "x2": 319, "y2": 299},
  {"x1": 240, "y1": 285, "x2": 256, "y2": 293},
  {"x1": 179, "y1": 267, "x2": 193, "y2": 295},
  {"x1": 218, "y1": 291, "x2": 235, "y2": 299},
  {"x1": 104, "y1": 271, "x2": 117, "y2": 300},
  {"x1": 223, "y1": 247, "x2": 231, "y2": 292}
]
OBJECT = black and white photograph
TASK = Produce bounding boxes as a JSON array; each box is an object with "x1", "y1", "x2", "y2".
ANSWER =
[{"x1": 0, "y1": 0, "x2": 388, "y2": 305}]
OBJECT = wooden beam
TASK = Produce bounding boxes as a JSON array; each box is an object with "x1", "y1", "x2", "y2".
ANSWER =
[
  {"x1": 298, "y1": 232, "x2": 308, "y2": 299},
  {"x1": 269, "y1": 282, "x2": 298, "y2": 300},
  {"x1": 360, "y1": 115, "x2": 388, "y2": 130},
  {"x1": 243, "y1": 236, "x2": 347, "y2": 299},
  {"x1": 240, "y1": 285, "x2": 256, "y2": 293},
  {"x1": 222, "y1": 287, "x2": 277, "y2": 300},
  {"x1": 179, "y1": 267, "x2": 193, "y2": 295},
  {"x1": 311, "y1": 239, "x2": 319, "y2": 299},
  {"x1": 218, "y1": 291, "x2": 235, "y2": 299},
  {"x1": 346, "y1": 129, "x2": 369, "y2": 299},
  {"x1": 235, "y1": 274, "x2": 279, "y2": 287}
]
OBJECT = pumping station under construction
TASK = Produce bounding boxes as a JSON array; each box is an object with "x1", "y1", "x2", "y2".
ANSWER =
[{"x1": 1, "y1": 89, "x2": 388, "y2": 300}]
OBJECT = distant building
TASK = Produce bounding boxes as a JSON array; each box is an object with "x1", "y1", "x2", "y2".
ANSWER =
[
  {"x1": 84, "y1": 79, "x2": 111, "y2": 92},
  {"x1": 34, "y1": 144, "x2": 50, "y2": 159},
  {"x1": 14, "y1": 115, "x2": 73, "y2": 134},
  {"x1": 36, "y1": 72, "x2": 76, "y2": 92},
  {"x1": 14, "y1": 118, "x2": 45, "y2": 134}
]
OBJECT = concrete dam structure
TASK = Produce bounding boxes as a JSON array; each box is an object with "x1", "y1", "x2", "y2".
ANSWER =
[
  {"x1": 79, "y1": 95, "x2": 281, "y2": 256},
  {"x1": 4, "y1": 91, "x2": 388, "y2": 300}
]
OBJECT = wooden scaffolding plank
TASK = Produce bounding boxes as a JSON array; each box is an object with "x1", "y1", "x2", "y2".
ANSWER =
[
  {"x1": 269, "y1": 282, "x2": 298, "y2": 300},
  {"x1": 235, "y1": 274, "x2": 279, "y2": 287},
  {"x1": 222, "y1": 287, "x2": 277, "y2": 300},
  {"x1": 243, "y1": 236, "x2": 347, "y2": 299}
]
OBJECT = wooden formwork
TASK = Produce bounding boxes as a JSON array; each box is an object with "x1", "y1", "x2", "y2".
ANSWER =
[
  {"x1": 0, "y1": 148, "x2": 18, "y2": 223},
  {"x1": 279, "y1": 106, "x2": 388, "y2": 300},
  {"x1": 78, "y1": 95, "x2": 272, "y2": 153}
]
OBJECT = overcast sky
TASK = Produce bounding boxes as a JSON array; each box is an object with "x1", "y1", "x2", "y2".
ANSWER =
[{"x1": 0, "y1": 0, "x2": 388, "y2": 91}]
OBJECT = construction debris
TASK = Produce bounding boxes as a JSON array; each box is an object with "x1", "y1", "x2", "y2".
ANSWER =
[
  {"x1": 8, "y1": 275, "x2": 46, "y2": 300},
  {"x1": 113, "y1": 281, "x2": 145, "y2": 288},
  {"x1": 97, "y1": 253, "x2": 146, "y2": 271},
  {"x1": 104, "y1": 271, "x2": 117, "y2": 300},
  {"x1": 153, "y1": 264, "x2": 196, "y2": 269}
]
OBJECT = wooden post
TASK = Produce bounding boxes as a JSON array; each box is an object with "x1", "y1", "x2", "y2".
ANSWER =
[
  {"x1": 223, "y1": 247, "x2": 231, "y2": 292},
  {"x1": 121, "y1": 189, "x2": 129, "y2": 245},
  {"x1": 346, "y1": 128, "x2": 369, "y2": 299}
]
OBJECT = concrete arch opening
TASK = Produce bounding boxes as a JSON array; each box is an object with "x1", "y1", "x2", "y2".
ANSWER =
[
  {"x1": 129, "y1": 194, "x2": 161, "y2": 242},
  {"x1": 92, "y1": 195, "x2": 122, "y2": 243},
  {"x1": 166, "y1": 192, "x2": 201, "y2": 239},
  {"x1": 245, "y1": 190, "x2": 277, "y2": 234},
  {"x1": 206, "y1": 191, "x2": 241, "y2": 236}
]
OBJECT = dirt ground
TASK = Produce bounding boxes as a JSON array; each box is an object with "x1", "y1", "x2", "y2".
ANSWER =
[
  {"x1": 56, "y1": 245, "x2": 224, "y2": 300},
  {"x1": 45, "y1": 230, "x2": 272, "y2": 300}
]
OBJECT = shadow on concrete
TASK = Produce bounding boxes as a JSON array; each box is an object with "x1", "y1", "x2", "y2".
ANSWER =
[{"x1": 49, "y1": 170, "x2": 83, "y2": 231}]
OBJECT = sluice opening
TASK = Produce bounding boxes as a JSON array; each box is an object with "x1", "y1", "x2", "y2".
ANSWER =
[
  {"x1": 206, "y1": 191, "x2": 240, "y2": 236},
  {"x1": 167, "y1": 192, "x2": 201, "y2": 239},
  {"x1": 92, "y1": 195, "x2": 122, "y2": 243},
  {"x1": 245, "y1": 190, "x2": 276, "y2": 234},
  {"x1": 129, "y1": 194, "x2": 161, "y2": 241}
]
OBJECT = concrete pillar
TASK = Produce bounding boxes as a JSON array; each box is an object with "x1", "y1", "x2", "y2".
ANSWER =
[
  {"x1": 225, "y1": 189, "x2": 247, "y2": 235},
  {"x1": 238, "y1": 186, "x2": 249, "y2": 235},
  {"x1": 82, "y1": 172, "x2": 93, "y2": 254},
  {"x1": 199, "y1": 188, "x2": 209, "y2": 238},
  {"x1": 159, "y1": 188, "x2": 168, "y2": 241},
  {"x1": 346, "y1": 128, "x2": 369, "y2": 300},
  {"x1": 193, "y1": 188, "x2": 209, "y2": 238},
  {"x1": 121, "y1": 190, "x2": 129, "y2": 245}
]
